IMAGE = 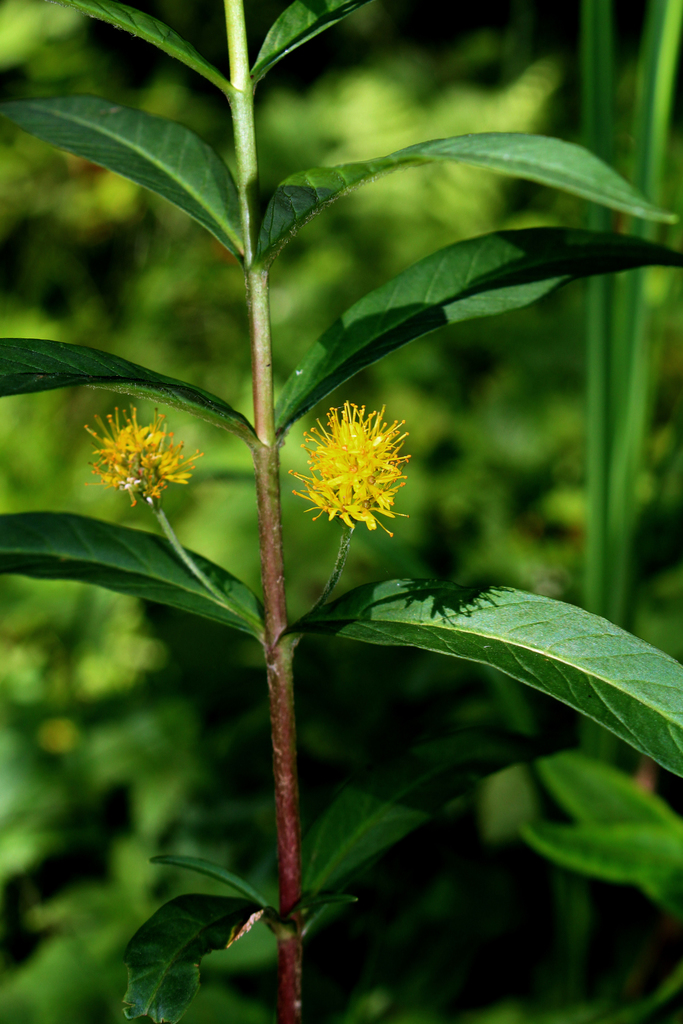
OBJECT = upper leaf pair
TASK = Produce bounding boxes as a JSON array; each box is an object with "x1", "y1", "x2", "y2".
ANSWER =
[{"x1": 54, "y1": 0, "x2": 378, "y2": 89}]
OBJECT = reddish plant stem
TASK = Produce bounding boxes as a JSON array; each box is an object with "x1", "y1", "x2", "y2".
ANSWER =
[
  {"x1": 253, "y1": 444, "x2": 303, "y2": 917},
  {"x1": 252, "y1": 415, "x2": 303, "y2": 1024},
  {"x1": 278, "y1": 934, "x2": 303, "y2": 1024},
  {"x1": 224, "y1": 1, "x2": 303, "y2": 1017}
]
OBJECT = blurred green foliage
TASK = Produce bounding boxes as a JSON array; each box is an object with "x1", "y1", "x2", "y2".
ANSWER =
[{"x1": 1, "y1": 1, "x2": 683, "y2": 1022}]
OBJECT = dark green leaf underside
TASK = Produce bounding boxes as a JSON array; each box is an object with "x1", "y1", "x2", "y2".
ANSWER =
[
  {"x1": 124, "y1": 895, "x2": 262, "y2": 1022},
  {"x1": 0, "y1": 513, "x2": 263, "y2": 637},
  {"x1": 252, "y1": 0, "x2": 375, "y2": 81},
  {"x1": 0, "y1": 337, "x2": 256, "y2": 442},
  {"x1": 276, "y1": 229, "x2": 683, "y2": 431},
  {"x1": 151, "y1": 855, "x2": 269, "y2": 907},
  {"x1": 0, "y1": 96, "x2": 242, "y2": 259},
  {"x1": 48, "y1": 0, "x2": 231, "y2": 94},
  {"x1": 303, "y1": 728, "x2": 537, "y2": 894},
  {"x1": 295, "y1": 580, "x2": 683, "y2": 777},
  {"x1": 258, "y1": 133, "x2": 673, "y2": 262}
]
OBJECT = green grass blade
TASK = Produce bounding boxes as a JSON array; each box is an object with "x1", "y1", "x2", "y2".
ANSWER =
[
  {"x1": 582, "y1": 0, "x2": 615, "y2": 621},
  {"x1": 607, "y1": 0, "x2": 683, "y2": 628}
]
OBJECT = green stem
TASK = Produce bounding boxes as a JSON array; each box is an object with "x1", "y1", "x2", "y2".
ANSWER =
[
  {"x1": 152, "y1": 503, "x2": 230, "y2": 607},
  {"x1": 580, "y1": 0, "x2": 619, "y2": 767},
  {"x1": 223, "y1": 3, "x2": 302, "y2": 1021},
  {"x1": 308, "y1": 525, "x2": 354, "y2": 616},
  {"x1": 581, "y1": 0, "x2": 615, "y2": 620},
  {"x1": 607, "y1": 0, "x2": 683, "y2": 629}
]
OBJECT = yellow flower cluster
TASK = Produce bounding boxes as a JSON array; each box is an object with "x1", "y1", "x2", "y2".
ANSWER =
[
  {"x1": 85, "y1": 407, "x2": 202, "y2": 506},
  {"x1": 290, "y1": 402, "x2": 409, "y2": 535}
]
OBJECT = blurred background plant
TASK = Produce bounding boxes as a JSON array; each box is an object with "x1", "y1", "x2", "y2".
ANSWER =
[{"x1": 1, "y1": 1, "x2": 683, "y2": 1022}]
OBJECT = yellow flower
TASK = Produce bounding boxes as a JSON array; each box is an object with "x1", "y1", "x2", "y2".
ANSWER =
[
  {"x1": 85, "y1": 407, "x2": 202, "y2": 506},
  {"x1": 290, "y1": 402, "x2": 410, "y2": 535}
]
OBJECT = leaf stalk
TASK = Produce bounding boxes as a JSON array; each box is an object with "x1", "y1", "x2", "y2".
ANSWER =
[
  {"x1": 308, "y1": 524, "x2": 354, "y2": 616},
  {"x1": 151, "y1": 503, "x2": 234, "y2": 608}
]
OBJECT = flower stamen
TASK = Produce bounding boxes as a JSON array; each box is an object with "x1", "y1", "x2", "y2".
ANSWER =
[
  {"x1": 290, "y1": 402, "x2": 410, "y2": 536},
  {"x1": 85, "y1": 407, "x2": 203, "y2": 506}
]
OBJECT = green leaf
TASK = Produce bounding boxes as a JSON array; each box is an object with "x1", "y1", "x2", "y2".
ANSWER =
[
  {"x1": 252, "y1": 0, "x2": 375, "y2": 82},
  {"x1": 46, "y1": 0, "x2": 232, "y2": 95},
  {"x1": 258, "y1": 133, "x2": 674, "y2": 264},
  {"x1": 123, "y1": 895, "x2": 262, "y2": 1023},
  {"x1": 302, "y1": 728, "x2": 536, "y2": 895},
  {"x1": 275, "y1": 228, "x2": 683, "y2": 431},
  {"x1": 0, "y1": 337, "x2": 256, "y2": 445},
  {"x1": 0, "y1": 513, "x2": 264, "y2": 638},
  {"x1": 0, "y1": 95, "x2": 243, "y2": 259},
  {"x1": 526, "y1": 754, "x2": 683, "y2": 921},
  {"x1": 294, "y1": 580, "x2": 683, "y2": 777},
  {"x1": 524, "y1": 822, "x2": 683, "y2": 882},
  {"x1": 295, "y1": 892, "x2": 358, "y2": 913},
  {"x1": 522, "y1": 821, "x2": 683, "y2": 918},
  {"x1": 535, "y1": 750, "x2": 683, "y2": 828},
  {"x1": 150, "y1": 855, "x2": 269, "y2": 907}
]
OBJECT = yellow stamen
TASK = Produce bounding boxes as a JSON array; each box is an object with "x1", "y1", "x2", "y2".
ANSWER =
[
  {"x1": 289, "y1": 402, "x2": 410, "y2": 536},
  {"x1": 85, "y1": 407, "x2": 202, "y2": 506}
]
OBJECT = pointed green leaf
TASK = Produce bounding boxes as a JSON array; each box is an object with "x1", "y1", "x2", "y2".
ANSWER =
[
  {"x1": 46, "y1": 0, "x2": 232, "y2": 96},
  {"x1": 295, "y1": 892, "x2": 358, "y2": 913},
  {"x1": 302, "y1": 728, "x2": 536, "y2": 895},
  {"x1": 258, "y1": 133, "x2": 674, "y2": 264},
  {"x1": 0, "y1": 96, "x2": 243, "y2": 259},
  {"x1": 276, "y1": 229, "x2": 683, "y2": 431},
  {"x1": 151, "y1": 855, "x2": 269, "y2": 907},
  {"x1": 0, "y1": 337, "x2": 256, "y2": 444},
  {"x1": 0, "y1": 513, "x2": 264, "y2": 638},
  {"x1": 522, "y1": 821, "x2": 683, "y2": 918},
  {"x1": 526, "y1": 754, "x2": 683, "y2": 920},
  {"x1": 294, "y1": 580, "x2": 683, "y2": 777},
  {"x1": 252, "y1": 0, "x2": 375, "y2": 82},
  {"x1": 535, "y1": 750, "x2": 683, "y2": 828},
  {"x1": 524, "y1": 821, "x2": 683, "y2": 883},
  {"x1": 123, "y1": 895, "x2": 262, "y2": 1022}
]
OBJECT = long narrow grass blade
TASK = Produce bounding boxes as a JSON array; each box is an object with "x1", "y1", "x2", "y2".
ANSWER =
[
  {"x1": 582, "y1": 0, "x2": 615, "y2": 624},
  {"x1": 607, "y1": 0, "x2": 683, "y2": 629}
]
